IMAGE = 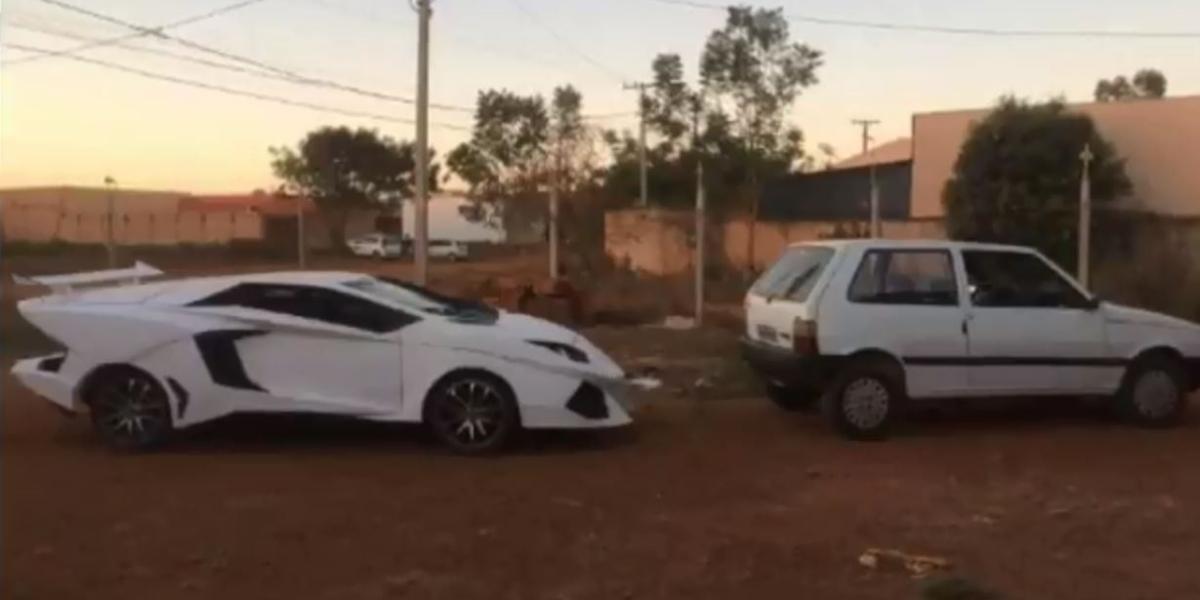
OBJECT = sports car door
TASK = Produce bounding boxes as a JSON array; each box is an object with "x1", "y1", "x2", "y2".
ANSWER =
[{"x1": 189, "y1": 283, "x2": 412, "y2": 416}]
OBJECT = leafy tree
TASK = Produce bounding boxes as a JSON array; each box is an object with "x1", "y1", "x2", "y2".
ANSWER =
[
  {"x1": 1095, "y1": 68, "x2": 1167, "y2": 101},
  {"x1": 943, "y1": 98, "x2": 1132, "y2": 269},
  {"x1": 700, "y1": 5, "x2": 822, "y2": 266},
  {"x1": 270, "y1": 126, "x2": 434, "y2": 248}
]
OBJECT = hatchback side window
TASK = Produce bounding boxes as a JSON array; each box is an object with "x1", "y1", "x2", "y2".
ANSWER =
[
  {"x1": 962, "y1": 251, "x2": 1088, "y2": 309},
  {"x1": 848, "y1": 250, "x2": 958, "y2": 306}
]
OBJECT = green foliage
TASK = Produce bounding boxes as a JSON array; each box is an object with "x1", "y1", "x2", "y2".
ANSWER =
[
  {"x1": 270, "y1": 126, "x2": 431, "y2": 248},
  {"x1": 1094, "y1": 68, "x2": 1167, "y2": 101},
  {"x1": 942, "y1": 97, "x2": 1132, "y2": 268}
]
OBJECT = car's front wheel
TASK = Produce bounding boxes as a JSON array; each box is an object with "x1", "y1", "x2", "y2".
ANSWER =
[
  {"x1": 85, "y1": 367, "x2": 173, "y2": 451},
  {"x1": 821, "y1": 359, "x2": 901, "y2": 440},
  {"x1": 424, "y1": 371, "x2": 519, "y2": 454},
  {"x1": 1118, "y1": 356, "x2": 1188, "y2": 427}
]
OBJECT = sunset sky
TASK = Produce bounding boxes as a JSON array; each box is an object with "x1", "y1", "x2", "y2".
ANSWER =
[{"x1": 1, "y1": 0, "x2": 1198, "y2": 193}]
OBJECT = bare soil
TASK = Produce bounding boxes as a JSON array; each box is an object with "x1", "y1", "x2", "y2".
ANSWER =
[{"x1": 4, "y1": 254, "x2": 1200, "y2": 599}]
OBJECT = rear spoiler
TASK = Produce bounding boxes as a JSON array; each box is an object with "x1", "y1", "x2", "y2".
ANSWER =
[{"x1": 12, "y1": 261, "x2": 164, "y2": 294}]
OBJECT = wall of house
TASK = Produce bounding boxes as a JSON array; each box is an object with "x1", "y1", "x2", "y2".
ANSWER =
[
  {"x1": 911, "y1": 95, "x2": 1200, "y2": 219},
  {"x1": 604, "y1": 208, "x2": 946, "y2": 275}
]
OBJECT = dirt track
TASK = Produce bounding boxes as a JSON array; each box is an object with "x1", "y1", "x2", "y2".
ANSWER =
[{"x1": 5, "y1": 256, "x2": 1200, "y2": 598}]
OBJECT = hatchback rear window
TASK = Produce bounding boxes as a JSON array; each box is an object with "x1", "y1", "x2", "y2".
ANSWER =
[{"x1": 750, "y1": 246, "x2": 835, "y2": 302}]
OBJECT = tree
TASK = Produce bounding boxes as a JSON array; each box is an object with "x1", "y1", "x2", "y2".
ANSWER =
[
  {"x1": 1094, "y1": 68, "x2": 1166, "y2": 101},
  {"x1": 270, "y1": 126, "x2": 434, "y2": 249},
  {"x1": 943, "y1": 98, "x2": 1132, "y2": 269},
  {"x1": 700, "y1": 5, "x2": 822, "y2": 267}
]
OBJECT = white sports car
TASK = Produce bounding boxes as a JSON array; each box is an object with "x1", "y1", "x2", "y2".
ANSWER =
[{"x1": 12, "y1": 263, "x2": 642, "y2": 453}]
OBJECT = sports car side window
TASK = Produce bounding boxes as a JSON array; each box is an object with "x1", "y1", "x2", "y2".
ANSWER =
[{"x1": 191, "y1": 283, "x2": 417, "y2": 333}]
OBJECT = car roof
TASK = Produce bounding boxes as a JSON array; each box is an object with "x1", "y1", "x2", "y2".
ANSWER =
[{"x1": 787, "y1": 238, "x2": 1038, "y2": 253}]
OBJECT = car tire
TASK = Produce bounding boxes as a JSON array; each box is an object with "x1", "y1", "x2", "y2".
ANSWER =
[
  {"x1": 765, "y1": 383, "x2": 816, "y2": 412},
  {"x1": 821, "y1": 359, "x2": 902, "y2": 441},
  {"x1": 85, "y1": 366, "x2": 174, "y2": 451},
  {"x1": 424, "y1": 371, "x2": 520, "y2": 455},
  {"x1": 1117, "y1": 356, "x2": 1188, "y2": 427}
]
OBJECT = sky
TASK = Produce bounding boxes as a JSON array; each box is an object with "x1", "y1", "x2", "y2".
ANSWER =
[{"x1": 1, "y1": 0, "x2": 1198, "y2": 193}]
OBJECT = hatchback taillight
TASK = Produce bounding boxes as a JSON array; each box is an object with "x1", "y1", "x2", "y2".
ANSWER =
[{"x1": 792, "y1": 317, "x2": 818, "y2": 356}]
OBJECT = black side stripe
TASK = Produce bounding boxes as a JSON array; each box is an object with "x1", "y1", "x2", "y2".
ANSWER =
[
  {"x1": 904, "y1": 356, "x2": 1129, "y2": 367},
  {"x1": 194, "y1": 330, "x2": 267, "y2": 391}
]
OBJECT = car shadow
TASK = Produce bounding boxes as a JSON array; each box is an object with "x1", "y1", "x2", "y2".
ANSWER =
[
  {"x1": 893, "y1": 396, "x2": 1196, "y2": 437},
  {"x1": 160, "y1": 413, "x2": 639, "y2": 456}
]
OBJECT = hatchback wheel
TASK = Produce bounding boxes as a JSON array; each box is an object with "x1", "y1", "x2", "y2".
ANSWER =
[
  {"x1": 424, "y1": 372, "x2": 519, "y2": 454},
  {"x1": 86, "y1": 367, "x2": 173, "y2": 451},
  {"x1": 1119, "y1": 357, "x2": 1187, "y2": 427},
  {"x1": 822, "y1": 361, "x2": 900, "y2": 440}
]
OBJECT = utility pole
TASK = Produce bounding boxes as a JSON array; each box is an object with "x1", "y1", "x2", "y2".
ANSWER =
[
  {"x1": 624, "y1": 82, "x2": 651, "y2": 207},
  {"x1": 851, "y1": 119, "x2": 880, "y2": 238},
  {"x1": 548, "y1": 135, "x2": 561, "y2": 279},
  {"x1": 296, "y1": 196, "x2": 306, "y2": 269},
  {"x1": 692, "y1": 96, "x2": 706, "y2": 326},
  {"x1": 413, "y1": 0, "x2": 432, "y2": 284},
  {"x1": 1078, "y1": 143, "x2": 1094, "y2": 288},
  {"x1": 103, "y1": 175, "x2": 117, "y2": 268}
]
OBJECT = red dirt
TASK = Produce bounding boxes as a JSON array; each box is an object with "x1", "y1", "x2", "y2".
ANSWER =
[{"x1": 5, "y1": 256, "x2": 1200, "y2": 599}]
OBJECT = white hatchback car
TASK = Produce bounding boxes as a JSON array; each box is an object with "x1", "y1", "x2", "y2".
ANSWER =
[
  {"x1": 347, "y1": 233, "x2": 404, "y2": 259},
  {"x1": 742, "y1": 239, "x2": 1200, "y2": 439},
  {"x1": 429, "y1": 239, "x2": 468, "y2": 261}
]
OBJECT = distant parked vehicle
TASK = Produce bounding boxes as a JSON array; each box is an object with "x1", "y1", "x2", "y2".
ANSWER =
[
  {"x1": 347, "y1": 233, "x2": 404, "y2": 259},
  {"x1": 742, "y1": 239, "x2": 1200, "y2": 440},
  {"x1": 428, "y1": 239, "x2": 468, "y2": 261}
]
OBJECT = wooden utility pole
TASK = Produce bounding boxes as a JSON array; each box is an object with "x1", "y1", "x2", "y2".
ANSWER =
[
  {"x1": 549, "y1": 135, "x2": 561, "y2": 278},
  {"x1": 623, "y1": 82, "x2": 652, "y2": 207},
  {"x1": 104, "y1": 175, "x2": 117, "y2": 268},
  {"x1": 692, "y1": 96, "x2": 705, "y2": 325},
  {"x1": 413, "y1": 0, "x2": 432, "y2": 284}
]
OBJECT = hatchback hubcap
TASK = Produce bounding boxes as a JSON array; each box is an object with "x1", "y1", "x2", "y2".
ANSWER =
[
  {"x1": 842, "y1": 378, "x2": 890, "y2": 430},
  {"x1": 1133, "y1": 370, "x2": 1178, "y2": 418}
]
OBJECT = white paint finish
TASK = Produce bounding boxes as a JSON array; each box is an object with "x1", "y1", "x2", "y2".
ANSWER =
[
  {"x1": 12, "y1": 269, "x2": 636, "y2": 442},
  {"x1": 745, "y1": 239, "x2": 1200, "y2": 402},
  {"x1": 347, "y1": 233, "x2": 404, "y2": 258}
]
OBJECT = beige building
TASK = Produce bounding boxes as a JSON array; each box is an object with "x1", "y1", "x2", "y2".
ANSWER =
[{"x1": 911, "y1": 94, "x2": 1200, "y2": 218}]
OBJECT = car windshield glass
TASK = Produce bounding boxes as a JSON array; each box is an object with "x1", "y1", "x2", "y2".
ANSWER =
[
  {"x1": 750, "y1": 246, "x2": 835, "y2": 302},
  {"x1": 343, "y1": 277, "x2": 497, "y2": 321}
]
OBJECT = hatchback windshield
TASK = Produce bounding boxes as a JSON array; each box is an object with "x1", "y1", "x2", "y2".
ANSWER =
[{"x1": 750, "y1": 246, "x2": 835, "y2": 302}]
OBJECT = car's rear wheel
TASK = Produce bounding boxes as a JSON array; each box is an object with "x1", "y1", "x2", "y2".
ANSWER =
[
  {"x1": 424, "y1": 372, "x2": 519, "y2": 454},
  {"x1": 85, "y1": 367, "x2": 173, "y2": 451},
  {"x1": 821, "y1": 359, "x2": 902, "y2": 440},
  {"x1": 1118, "y1": 356, "x2": 1187, "y2": 427},
  {"x1": 765, "y1": 383, "x2": 816, "y2": 412}
]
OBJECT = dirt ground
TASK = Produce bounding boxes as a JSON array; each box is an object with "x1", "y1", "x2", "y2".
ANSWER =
[{"x1": 4, "y1": 254, "x2": 1200, "y2": 599}]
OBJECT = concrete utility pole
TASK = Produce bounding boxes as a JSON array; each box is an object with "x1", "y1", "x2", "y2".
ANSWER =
[
  {"x1": 413, "y1": 0, "x2": 432, "y2": 284},
  {"x1": 296, "y1": 196, "x2": 306, "y2": 269},
  {"x1": 1078, "y1": 143, "x2": 1094, "y2": 288},
  {"x1": 692, "y1": 97, "x2": 706, "y2": 326},
  {"x1": 624, "y1": 82, "x2": 651, "y2": 207},
  {"x1": 852, "y1": 119, "x2": 880, "y2": 238},
  {"x1": 103, "y1": 175, "x2": 117, "y2": 268},
  {"x1": 548, "y1": 136, "x2": 561, "y2": 279}
]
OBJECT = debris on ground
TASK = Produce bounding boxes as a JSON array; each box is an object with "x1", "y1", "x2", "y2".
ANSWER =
[
  {"x1": 658, "y1": 315, "x2": 696, "y2": 330},
  {"x1": 858, "y1": 548, "x2": 951, "y2": 578}
]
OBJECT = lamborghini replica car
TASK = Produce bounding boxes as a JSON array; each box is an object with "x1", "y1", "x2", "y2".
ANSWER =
[{"x1": 12, "y1": 263, "x2": 639, "y2": 453}]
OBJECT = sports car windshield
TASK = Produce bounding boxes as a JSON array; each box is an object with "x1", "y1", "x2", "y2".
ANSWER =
[{"x1": 344, "y1": 277, "x2": 498, "y2": 322}]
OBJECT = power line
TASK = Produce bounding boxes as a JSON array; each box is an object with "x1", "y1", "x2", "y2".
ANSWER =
[
  {"x1": 505, "y1": 0, "x2": 628, "y2": 82},
  {"x1": 30, "y1": 0, "x2": 476, "y2": 113},
  {"x1": 648, "y1": 0, "x2": 1200, "y2": 39},
  {"x1": 4, "y1": 0, "x2": 270, "y2": 66},
  {"x1": 4, "y1": 43, "x2": 471, "y2": 131}
]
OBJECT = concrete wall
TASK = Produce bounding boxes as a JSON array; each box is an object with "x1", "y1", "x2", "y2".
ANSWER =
[
  {"x1": 604, "y1": 208, "x2": 945, "y2": 275},
  {"x1": 911, "y1": 95, "x2": 1200, "y2": 218}
]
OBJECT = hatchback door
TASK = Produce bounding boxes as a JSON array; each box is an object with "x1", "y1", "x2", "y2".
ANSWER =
[
  {"x1": 744, "y1": 245, "x2": 840, "y2": 351},
  {"x1": 961, "y1": 250, "x2": 1114, "y2": 396}
]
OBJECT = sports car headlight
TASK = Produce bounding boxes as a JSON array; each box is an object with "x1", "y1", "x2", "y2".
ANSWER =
[{"x1": 528, "y1": 340, "x2": 589, "y2": 363}]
